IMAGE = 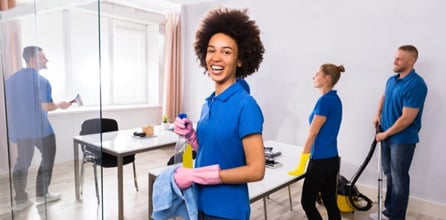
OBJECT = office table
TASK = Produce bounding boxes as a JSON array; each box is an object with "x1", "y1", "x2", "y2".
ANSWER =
[
  {"x1": 73, "y1": 126, "x2": 178, "y2": 220},
  {"x1": 148, "y1": 140, "x2": 305, "y2": 220}
]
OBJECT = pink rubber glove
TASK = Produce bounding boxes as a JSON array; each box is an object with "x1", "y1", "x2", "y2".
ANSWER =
[
  {"x1": 174, "y1": 164, "x2": 221, "y2": 189},
  {"x1": 174, "y1": 117, "x2": 198, "y2": 150}
]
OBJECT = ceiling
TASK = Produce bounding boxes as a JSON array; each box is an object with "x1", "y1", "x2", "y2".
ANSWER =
[
  {"x1": 14, "y1": 0, "x2": 214, "y2": 13},
  {"x1": 164, "y1": 0, "x2": 212, "y2": 4},
  {"x1": 16, "y1": 0, "x2": 213, "y2": 6}
]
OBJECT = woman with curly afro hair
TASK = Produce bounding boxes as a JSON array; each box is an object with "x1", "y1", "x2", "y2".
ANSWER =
[{"x1": 173, "y1": 8, "x2": 266, "y2": 219}]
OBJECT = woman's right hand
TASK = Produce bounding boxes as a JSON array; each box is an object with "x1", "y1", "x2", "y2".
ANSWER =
[
  {"x1": 174, "y1": 117, "x2": 199, "y2": 150},
  {"x1": 174, "y1": 117, "x2": 194, "y2": 137}
]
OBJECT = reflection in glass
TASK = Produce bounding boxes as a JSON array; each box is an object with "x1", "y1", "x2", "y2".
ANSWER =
[{"x1": 1, "y1": 0, "x2": 171, "y2": 219}]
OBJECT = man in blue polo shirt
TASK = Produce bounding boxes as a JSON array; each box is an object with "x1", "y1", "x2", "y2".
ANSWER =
[
  {"x1": 371, "y1": 45, "x2": 428, "y2": 220},
  {"x1": 6, "y1": 46, "x2": 71, "y2": 211}
]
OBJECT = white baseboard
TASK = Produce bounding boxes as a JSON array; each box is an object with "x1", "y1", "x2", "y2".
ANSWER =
[{"x1": 357, "y1": 183, "x2": 446, "y2": 219}]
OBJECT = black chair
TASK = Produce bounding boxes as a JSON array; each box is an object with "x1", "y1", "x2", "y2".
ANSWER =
[{"x1": 79, "y1": 118, "x2": 138, "y2": 204}]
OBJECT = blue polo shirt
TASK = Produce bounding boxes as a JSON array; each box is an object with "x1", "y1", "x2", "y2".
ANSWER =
[
  {"x1": 381, "y1": 70, "x2": 427, "y2": 144},
  {"x1": 5, "y1": 68, "x2": 54, "y2": 142},
  {"x1": 310, "y1": 90, "x2": 342, "y2": 159},
  {"x1": 195, "y1": 79, "x2": 263, "y2": 219}
]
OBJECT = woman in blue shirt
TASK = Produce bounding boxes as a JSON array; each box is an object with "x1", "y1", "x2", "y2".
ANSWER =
[
  {"x1": 289, "y1": 64, "x2": 345, "y2": 220},
  {"x1": 173, "y1": 8, "x2": 266, "y2": 219}
]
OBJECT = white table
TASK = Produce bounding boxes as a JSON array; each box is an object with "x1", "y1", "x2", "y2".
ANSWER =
[
  {"x1": 147, "y1": 140, "x2": 305, "y2": 220},
  {"x1": 73, "y1": 126, "x2": 178, "y2": 220}
]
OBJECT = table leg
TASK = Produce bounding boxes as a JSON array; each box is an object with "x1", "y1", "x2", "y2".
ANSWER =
[
  {"x1": 288, "y1": 185, "x2": 293, "y2": 210},
  {"x1": 74, "y1": 140, "x2": 80, "y2": 200},
  {"x1": 118, "y1": 155, "x2": 124, "y2": 220},
  {"x1": 263, "y1": 197, "x2": 268, "y2": 220},
  {"x1": 148, "y1": 173, "x2": 155, "y2": 220}
]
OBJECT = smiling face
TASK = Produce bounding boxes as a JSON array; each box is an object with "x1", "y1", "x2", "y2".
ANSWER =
[
  {"x1": 36, "y1": 51, "x2": 48, "y2": 70},
  {"x1": 205, "y1": 33, "x2": 242, "y2": 93},
  {"x1": 393, "y1": 49, "x2": 415, "y2": 74},
  {"x1": 25, "y1": 50, "x2": 48, "y2": 70}
]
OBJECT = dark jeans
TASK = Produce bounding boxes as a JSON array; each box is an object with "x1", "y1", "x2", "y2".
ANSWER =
[
  {"x1": 301, "y1": 156, "x2": 341, "y2": 220},
  {"x1": 381, "y1": 140, "x2": 416, "y2": 220},
  {"x1": 13, "y1": 134, "x2": 56, "y2": 203}
]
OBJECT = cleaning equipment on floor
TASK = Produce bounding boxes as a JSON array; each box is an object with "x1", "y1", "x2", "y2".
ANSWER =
[{"x1": 336, "y1": 129, "x2": 378, "y2": 213}]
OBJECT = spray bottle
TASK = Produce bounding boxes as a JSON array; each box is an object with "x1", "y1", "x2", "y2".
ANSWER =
[{"x1": 173, "y1": 113, "x2": 194, "y2": 168}]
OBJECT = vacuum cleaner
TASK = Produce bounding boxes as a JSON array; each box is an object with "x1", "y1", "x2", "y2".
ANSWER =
[{"x1": 335, "y1": 128, "x2": 379, "y2": 213}]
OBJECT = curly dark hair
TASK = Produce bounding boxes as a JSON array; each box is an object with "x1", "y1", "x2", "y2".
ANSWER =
[{"x1": 194, "y1": 8, "x2": 265, "y2": 78}]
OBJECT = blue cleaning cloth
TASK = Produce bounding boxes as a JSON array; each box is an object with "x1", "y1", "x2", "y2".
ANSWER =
[{"x1": 152, "y1": 165, "x2": 198, "y2": 220}]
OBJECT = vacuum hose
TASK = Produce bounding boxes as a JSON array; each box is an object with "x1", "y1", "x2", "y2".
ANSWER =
[{"x1": 346, "y1": 127, "x2": 380, "y2": 211}]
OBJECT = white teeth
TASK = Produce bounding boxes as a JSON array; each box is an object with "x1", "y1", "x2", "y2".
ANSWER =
[{"x1": 211, "y1": 65, "x2": 223, "y2": 70}]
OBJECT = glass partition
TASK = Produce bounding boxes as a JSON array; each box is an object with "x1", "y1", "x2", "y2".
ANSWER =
[
  {"x1": 1, "y1": 0, "x2": 168, "y2": 219},
  {"x1": 1, "y1": 0, "x2": 102, "y2": 219}
]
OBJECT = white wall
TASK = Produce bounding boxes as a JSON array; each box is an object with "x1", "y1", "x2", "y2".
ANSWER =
[{"x1": 181, "y1": 0, "x2": 446, "y2": 207}]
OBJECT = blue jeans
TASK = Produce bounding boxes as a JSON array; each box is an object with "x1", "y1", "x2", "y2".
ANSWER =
[{"x1": 381, "y1": 140, "x2": 416, "y2": 220}]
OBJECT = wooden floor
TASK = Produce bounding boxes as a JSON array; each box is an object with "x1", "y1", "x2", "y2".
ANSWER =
[{"x1": 0, "y1": 147, "x2": 440, "y2": 220}]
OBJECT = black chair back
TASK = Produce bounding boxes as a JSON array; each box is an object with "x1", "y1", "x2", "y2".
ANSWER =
[
  {"x1": 80, "y1": 118, "x2": 118, "y2": 135},
  {"x1": 80, "y1": 118, "x2": 134, "y2": 167}
]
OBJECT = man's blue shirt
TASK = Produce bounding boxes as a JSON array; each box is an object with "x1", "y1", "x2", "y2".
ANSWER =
[
  {"x1": 381, "y1": 70, "x2": 427, "y2": 144},
  {"x1": 6, "y1": 68, "x2": 54, "y2": 141}
]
